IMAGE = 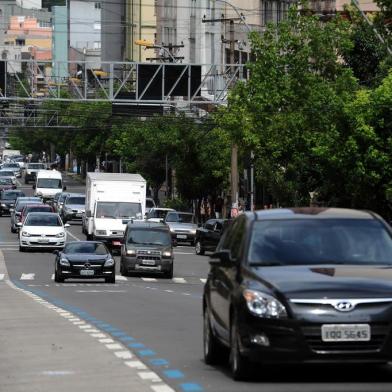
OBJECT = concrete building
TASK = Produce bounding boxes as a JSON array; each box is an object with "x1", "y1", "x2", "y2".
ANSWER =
[
  {"x1": 16, "y1": 0, "x2": 42, "y2": 9},
  {"x1": 52, "y1": 5, "x2": 67, "y2": 80},
  {"x1": 125, "y1": 0, "x2": 156, "y2": 61},
  {"x1": 101, "y1": 0, "x2": 125, "y2": 63}
]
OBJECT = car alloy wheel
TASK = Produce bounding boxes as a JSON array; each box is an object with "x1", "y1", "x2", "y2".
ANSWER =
[
  {"x1": 195, "y1": 240, "x2": 205, "y2": 255},
  {"x1": 203, "y1": 306, "x2": 225, "y2": 365}
]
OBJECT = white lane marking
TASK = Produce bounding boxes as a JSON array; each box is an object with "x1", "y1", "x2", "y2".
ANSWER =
[
  {"x1": 105, "y1": 343, "x2": 123, "y2": 350},
  {"x1": 165, "y1": 290, "x2": 173, "y2": 293},
  {"x1": 138, "y1": 371, "x2": 161, "y2": 382},
  {"x1": 200, "y1": 278, "x2": 207, "y2": 283},
  {"x1": 41, "y1": 370, "x2": 75, "y2": 376},
  {"x1": 0, "y1": 274, "x2": 5, "y2": 280},
  {"x1": 68, "y1": 318, "x2": 80, "y2": 322},
  {"x1": 172, "y1": 277, "x2": 186, "y2": 284},
  {"x1": 151, "y1": 386, "x2": 176, "y2": 392},
  {"x1": 114, "y1": 351, "x2": 133, "y2": 359},
  {"x1": 20, "y1": 273, "x2": 35, "y2": 280},
  {"x1": 65, "y1": 229, "x2": 81, "y2": 241},
  {"x1": 51, "y1": 274, "x2": 54, "y2": 280},
  {"x1": 173, "y1": 252, "x2": 195, "y2": 255},
  {"x1": 90, "y1": 333, "x2": 106, "y2": 338},
  {"x1": 124, "y1": 361, "x2": 147, "y2": 370},
  {"x1": 141, "y1": 278, "x2": 157, "y2": 282},
  {"x1": 72, "y1": 321, "x2": 85, "y2": 325},
  {"x1": 79, "y1": 324, "x2": 92, "y2": 329},
  {"x1": 84, "y1": 328, "x2": 100, "y2": 333},
  {"x1": 99, "y1": 338, "x2": 114, "y2": 343},
  {"x1": 115, "y1": 275, "x2": 127, "y2": 281},
  {"x1": 182, "y1": 293, "x2": 191, "y2": 296}
]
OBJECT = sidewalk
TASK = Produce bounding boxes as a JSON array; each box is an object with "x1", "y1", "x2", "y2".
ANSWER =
[{"x1": 0, "y1": 279, "x2": 157, "y2": 392}]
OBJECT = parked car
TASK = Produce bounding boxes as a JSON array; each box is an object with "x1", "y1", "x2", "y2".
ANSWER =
[
  {"x1": 19, "y1": 212, "x2": 68, "y2": 251},
  {"x1": 19, "y1": 203, "x2": 55, "y2": 225},
  {"x1": 54, "y1": 241, "x2": 115, "y2": 283},
  {"x1": 0, "y1": 190, "x2": 25, "y2": 216},
  {"x1": 10, "y1": 197, "x2": 42, "y2": 233},
  {"x1": 203, "y1": 208, "x2": 392, "y2": 380},
  {"x1": 24, "y1": 162, "x2": 46, "y2": 184},
  {"x1": 0, "y1": 177, "x2": 16, "y2": 191},
  {"x1": 195, "y1": 219, "x2": 231, "y2": 255},
  {"x1": 145, "y1": 207, "x2": 175, "y2": 223},
  {"x1": 145, "y1": 197, "x2": 156, "y2": 214},
  {"x1": 165, "y1": 211, "x2": 198, "y2": 245},
  {"x1": 61, "y1": 193, "x2": 85, "y2": 223},
  {"x1": 120, "y1": 221, "x2": 174, "y2": 278}
]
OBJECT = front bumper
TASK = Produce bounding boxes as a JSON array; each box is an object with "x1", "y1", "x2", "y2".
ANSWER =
[
  {"x1": 121, "y1": 255, "x2": 173, "y2": 274},
  {"x1": 235, "y1": 312, "x2": 392, "y2": 364},
  {"x1": 58, "y1": 264, "x2": 115, "y2": 279},
  {"x1": 0, "y1": 203, "x2": 14, "y2": 213},
  {"x1": 20, "y1": 236, "x2": 65, "y2": 249}
]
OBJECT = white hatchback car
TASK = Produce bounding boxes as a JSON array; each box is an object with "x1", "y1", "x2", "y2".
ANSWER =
[{"x1": 19, "y1": 212, "x2": 69, "y2": 252}]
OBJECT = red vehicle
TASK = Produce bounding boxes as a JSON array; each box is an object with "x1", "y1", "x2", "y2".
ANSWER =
[{"x1": 20, "y1": 204, "x2": 55, "y2": 225}]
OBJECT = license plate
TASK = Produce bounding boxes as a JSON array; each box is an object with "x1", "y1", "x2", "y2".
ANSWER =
[
  {"x1": 142, "y1": 259, "x2": 156, "y2": 266},
  {"x1": 177, "y1": 234, "x2": 187, "y2": 239},
  {"x1": 80, "y1": 269, "x2": 94, "y2": 276},
  {"x1": 321, "y1": 324, "x2": 371, "y2": 342},
  {"x1": 38, "y1": 239, "x2": 49, "y2": 243},
  {"x1": 112, "y1": 241, "x2": 122, "y2": 246}
]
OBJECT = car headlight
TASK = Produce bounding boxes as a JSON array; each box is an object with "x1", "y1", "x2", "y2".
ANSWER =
[
  {"x1": 243, "y1": 290, "x2": 287, "y2": 319},
  {"x1": 104, "y1": 258, "x2": 115, "y2": 267},
  {"x1": 95, "y1": 230, "x2": 107, "y2": 236},
  {"x1": 1, "y1": 203, "x2": 6, "y2": 207},
  {"x1": 59, "y1": 258, "x2": 70, "y2": 266},
  {"x1": 162, "y1": 250, "x2": 172, "y2": 257},
  {"x1": 21, "y1": 231, "x2": 30, "y2": 237},
  {"x1": 126, "y1": 248, "x2": 136, "y2": 256},
  {"x1": 56, "y1": 232, "x2": 65, "y2": 238},
  {"x1": 190, "y1": 229, "x2": 197, "y2": 235}
]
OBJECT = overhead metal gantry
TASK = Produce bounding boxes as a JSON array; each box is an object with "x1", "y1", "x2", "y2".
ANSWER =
[{"x1": 0, "y1": 60, "x2": 247, "y2": 107}]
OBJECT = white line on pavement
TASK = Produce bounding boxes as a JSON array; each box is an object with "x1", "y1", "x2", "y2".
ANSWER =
[
  {"x1": 114, "y1": 351, "x2": 133, "y2": 359},
  {"x1": 20, "y1": 273, "x2": 35, "y2": 280},
  {"x1": 115, "y1": 275, "x2": 127, "y2": 281},
  {"x1": 137, "y1": 371, "x2": 161, "y2": 382},
  {"x1": 200, "y1": 278, "x2": 207, "y2": 283},
  {"x1": 65, "y1": 229, "x2": 81, "y2": 241},
  {"x1": 99, "y1": 338, "x2": 114, "y2": 344},
  {"x1": 172, "y1": 277, "x2": 187, "y2": 284},
  {"x1": 124, "y1": 361, "x2": 147, "y2": 370},
  {"x1": 105, "y1": 343, "x2": 123, "y2": 350},
  {"x1": 151, "y1": 386, "x2": 176, "y2": 392},
  {"x1": 0, "y1": 274, "x2": 4, "y2": 280},
  {"x1": 141, "y1": 278, "x2": 157, "y2": 282}
]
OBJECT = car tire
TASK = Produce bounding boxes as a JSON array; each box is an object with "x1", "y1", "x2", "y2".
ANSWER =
[
  {"x1": 105, "y1": 276, "x2": 116, "y2": 284},
  {"x1": 54, "y1": 270, "x2": 64, "y2": 283},
  {"x1": 229, "y1": 315, "x2": 252, "y2": 381},
  {"x1": 195, "y1": 240, "x2": 205, "y2": 255},
  {"x1": 164, "y1": 264, "x2": 173, "y2": 279},
  {"x1": 11, "y1": 226, "x2": 16, "y2": 233},
  {"x1": 203, "y1": 305, "x2": 226, "y2": 365},
  {"x1": 86, "y1": 233, "x2": 93, "y2": 241},
  {"x1": 19, "y1": 245, "x2": 25, "y2": 252},
  {"x1": 120, "y1": 263, "x2": 127, "y2": 276}
]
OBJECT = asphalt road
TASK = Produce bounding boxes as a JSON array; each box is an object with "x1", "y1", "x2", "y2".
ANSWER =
[{"x1": 3, "y1": 175, "x2": 392, "y2": 392}]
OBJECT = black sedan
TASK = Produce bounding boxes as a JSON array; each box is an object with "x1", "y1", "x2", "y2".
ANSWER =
[
  {"x1": 54, "y1": 241, "x2": 115, "y2": 283},
  {"x1": 0, "y1": 189, "x2": 25, "y2": 216},
  {"x1": 203, "y1": 208, "x2": 392, "y2": 380},
  {"x1": 195, "y1": 219, "x2": 230, "y2": 255}
]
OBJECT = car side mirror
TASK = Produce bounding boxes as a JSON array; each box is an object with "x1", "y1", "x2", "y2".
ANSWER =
[
  {"x1": 210, "y1": 250, "x2": 234, "y2": 266},
  {"x1": 64, "y1": 223, "x2": 70, "y2": 228},
  {"x1": 86, "y1": 210, "x2": 92, "y2": 218},
  {"x1": 63, "y1": 186, "x2": 67, "y2": 191},
  {"x1": 32, "y1": 185, "x2": 36, "y2": 190},
  {"x1": 53, "y1": 250, "x2": 59, "y2": 255}
]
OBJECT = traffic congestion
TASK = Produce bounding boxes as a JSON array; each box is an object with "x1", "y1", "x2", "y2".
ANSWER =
[{"x1": 1, "y1": 152, "x2": 392, "y2": 392}]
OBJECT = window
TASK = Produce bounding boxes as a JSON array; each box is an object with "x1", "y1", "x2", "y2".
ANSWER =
[
  {"x1": 94, "y1": 22, "x2": 101, "y2": 30},
  {"x1": 93, "y1": 41, "x2": 101, "y2": 49},
  {"x1": 95, "y1": 2, "x2": 101, "y2": 9}
]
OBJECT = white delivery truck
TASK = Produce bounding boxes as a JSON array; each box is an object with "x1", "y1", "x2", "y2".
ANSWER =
[
  {"x1": 82, "y1": 172, "x2": 146, "y2": 250},
  {"x1": 2, "y1": 149, "x2": 21, "y2": 162},
  {"x1": 33, "y1": 170, "x2": 65, "y2": 201}
]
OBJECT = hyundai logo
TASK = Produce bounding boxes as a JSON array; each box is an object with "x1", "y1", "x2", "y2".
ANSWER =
[{"x1": 334, "y1": 301, "x2": 354, "y2": 312}]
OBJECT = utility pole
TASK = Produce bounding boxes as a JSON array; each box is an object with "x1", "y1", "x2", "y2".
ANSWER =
[{"x1": 203, "y1": 14, "x2": 241, "y2": 210}]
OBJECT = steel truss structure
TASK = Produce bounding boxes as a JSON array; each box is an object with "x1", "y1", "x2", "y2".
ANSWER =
[{"x1": 0, "y1": 60, "x2": 247, "y2": 107}]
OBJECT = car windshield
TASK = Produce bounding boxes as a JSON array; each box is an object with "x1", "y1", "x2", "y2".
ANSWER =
[
  {"x1": 65, "y1": 197, "x2": 85, "y2": 205},
  {"x1": 248, "y1": 219, "x2": 392, "y2": 266},
  {"x1": 0, "y1": 178, "x2": 12, "y2": 185},
  {"x1": 0, "y1": 171, "x2": 14, "y2": 177},
  {"x1": 59, "y1": 193, "x2": 70, "y2": 203},
  {"x1": 1, "y1": 191, "x2": 23, "y2": 200},
  {"x1": 25, "y1": 214, "x2": 62, "y2": 226},
  {"x1": 96, "y1": 202, "x2": 142, "y2": 219},
  {"x1": 148, "y1": 209, "x2": 171, "y2": 219},
  {"x1": 16, "y1": 201, "x2": 42, "y2": 212},
  {"x1": 166, "y1": 212, "x2": 195, "y2": 223},
  {"x1": 28, "y1": 164, "x2": 45, "y2": 170},
  {"x1": 64, "y1": 242, "x2": 108, "y2": 255},
  {"x1": 127, "y1": 229, "x2": 171, "y2": 246},
  {"x1": 3, "y1": 164, "x2": 18, "y2": 168},
  {"x1": 37, "y1": 178, "x2": 62, "y2": 189}
]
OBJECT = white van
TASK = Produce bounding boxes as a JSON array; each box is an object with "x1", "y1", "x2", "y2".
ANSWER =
[{"x1": 34, "y1": 170, "x2": 65, "y2": 200}]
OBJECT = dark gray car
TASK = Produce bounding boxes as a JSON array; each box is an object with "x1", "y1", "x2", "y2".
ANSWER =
[{"x1": 10, "y1": 197, "x2": 42, "y2": 233}]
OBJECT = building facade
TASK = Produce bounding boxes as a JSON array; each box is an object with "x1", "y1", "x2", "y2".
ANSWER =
[{"x1": 52, "y1": 5, "x2": 67, "y2": 79}]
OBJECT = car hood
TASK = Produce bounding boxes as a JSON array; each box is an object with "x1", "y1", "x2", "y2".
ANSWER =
[
  {"x1": 250, "y1": 264, "x2": 392, "y2": 299},
  {"x1": 22, "y1": 226, "x2": 65, "y2": 235},
  {"x1": 0, "y1": 198, "x2": 15, "y2": 204},
  {"x1": 62, "y1": 253, "x2": 108, "y2": 263},
  {"x1": 166, "y1": 222, "x2": 197, "y2": 231}
]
